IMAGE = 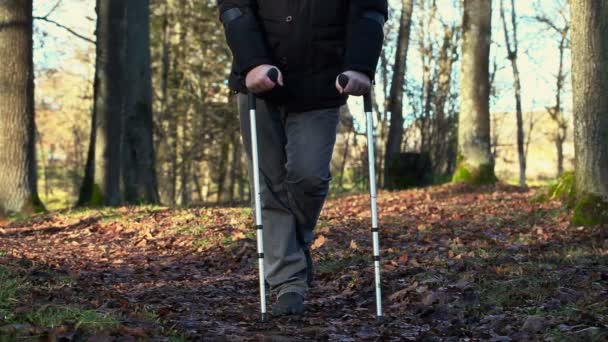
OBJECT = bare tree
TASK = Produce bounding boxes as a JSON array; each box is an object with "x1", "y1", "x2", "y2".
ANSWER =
[
  {"x1": 499, "y1": 0, "x2": 526, "y2": 187},
  {"x1": 431, "y1": 24, "x2": 460, "y2": 175},
  {"x1": 384, "y1": 0, "x2": 415, "y2": 189},
  {"x1": 535, "y1": 2, "x2": 570, "y2": 177}
]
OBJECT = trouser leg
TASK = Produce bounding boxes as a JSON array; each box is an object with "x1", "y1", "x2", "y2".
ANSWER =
[{"x1": 237, "y1": 94, "x2": 339, "y2": 298}]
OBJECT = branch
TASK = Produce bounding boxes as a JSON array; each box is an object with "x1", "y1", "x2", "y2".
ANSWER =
[
  {"x1": 33, "y1": 16, "x2": 95, "y2": 44},
  {"x1": 41, "y1": 0, "x2": 62, "y2": 19},
  {"x1": 533, "y1": 15, "x2": 562, "y2": 34}
]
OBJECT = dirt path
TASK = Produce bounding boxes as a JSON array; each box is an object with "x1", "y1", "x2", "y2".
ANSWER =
[{"x1": 1, "y1": 184, "x2": 606, "y2": 340}]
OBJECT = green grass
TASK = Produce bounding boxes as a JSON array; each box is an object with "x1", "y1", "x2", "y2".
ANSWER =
[
  {"x1": 40, "y1": 188, "x2": 74, "y2": 211},
  {"x1": 177, "y1": 224, "x2": 206, "y2": 236},
  {"x1": 26, "y1": 304, "x2": 119, "y2": 330},
  {"x1": 0, "y1": 266, "x2": 29, "y2": 321},
  {"x1": 0, "y1": 264, "x2": 120, "y2": 336},
  {"x1": 133, "y1": 305, "x2": 160, "y2": 322}
]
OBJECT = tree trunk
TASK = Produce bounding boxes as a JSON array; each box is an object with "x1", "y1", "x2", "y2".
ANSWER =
[
  {"x1": 216, "y1": 135, "x2": 230, "y2": 204},
  {"x1": 453, "y1": 0, "x2": 496, "y2": 184},
  {"x1": 0, "y1": 0, "x2": 44, "y2": 215},
  {"x1": 535, "y1": 4, "x2": 570, "y2": 179},
  {"x1": 122, "y1": 0, "x2": 159, "y2": 204},
  {"x1": 77, "y1": 68, "x2": 98, "y2": 205},
  {"x1": 229, "y1": 131, "x2": 240, "y2": 202},
  {"x1": 556, "y1": 137, "x2": 564, "y2": 177},
  {"x1": 90, "y1": 0, "x2": 128, "y2": 206},
  {"x1": 500, "y1": 0, "x2": 526, "y2": 187},
  {"x1": 570, "y1": 0, "x2": 608, "y2": 225},
  {"x1": 432, "y1": 25, "x2": 458, "y2": 176},
  {"x1": 553, "y1": 31, "x2": 569, "y2": 178},
  {"x1": 339, "y1": 130, "x2": 352, "y2": 189},
  {"x1": 383, "y1": 0, "x2": 414, "y2": 189},
  {"x1": 170, "y1": 11, "x2": 186, "y2": 206},
  {"x1": 156, "y1": 3, "x2": 171, "y2": 204}
]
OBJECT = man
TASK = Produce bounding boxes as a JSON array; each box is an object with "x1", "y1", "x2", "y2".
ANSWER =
[{"x1": 218, "y1": 0, "x2": 387, "y2": 316}]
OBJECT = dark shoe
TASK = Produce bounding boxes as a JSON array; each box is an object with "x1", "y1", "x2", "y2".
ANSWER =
[{"x1": 272, "y1": 292, "x2": 304, "y2": 316}]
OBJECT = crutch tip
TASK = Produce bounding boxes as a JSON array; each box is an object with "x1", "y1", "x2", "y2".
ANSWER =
[
  {"x1": 260, "y1": 313, "x2": 268, "y2": 322},
  {"x1": 376, "y1": 315, "x2": 385, "y2": 322}
]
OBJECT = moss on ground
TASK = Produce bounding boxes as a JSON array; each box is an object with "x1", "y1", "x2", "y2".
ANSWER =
[
  {"x1": 452, "y1": 162, "x2": 498, "y2": 185},
  {"x1": 534, "y1": 171, "x2": 575, "y2": 205},
  {"x1": 534, "y1": 172, "x2": 607, "y2": 226},
  {"x1": 90, "y1": 183, "x2": 104, "y2": 206},
  {"x1": 572, "y1": 193, "x2": 608, "y2": 226}
]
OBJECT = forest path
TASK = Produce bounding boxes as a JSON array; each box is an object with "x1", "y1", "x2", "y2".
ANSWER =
[{"x1": 1, "y1": 183, "x2": 606, "y2": 341}]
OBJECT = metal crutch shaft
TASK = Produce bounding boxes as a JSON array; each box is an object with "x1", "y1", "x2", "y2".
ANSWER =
[
  {"x1": 338, "y1": 74, "x2": 383, "y2": 319},
  {"x1": 249, "y1": 68, "x2": 279, "y2": 322}
]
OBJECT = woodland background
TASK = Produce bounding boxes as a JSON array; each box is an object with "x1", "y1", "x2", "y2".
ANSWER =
[
  {"x1": 29, "y1": 0, "x2": 574, "y2": 210},
  {"x1": 0, "y1": 0, "x2": 606, "y2": 340}
]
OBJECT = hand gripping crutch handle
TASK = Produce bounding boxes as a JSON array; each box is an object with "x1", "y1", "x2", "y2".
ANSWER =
[
  {"x1": 248, "y1": 67, "x2": 278, "y2": 322},
  {"x1": 339, "y1": 72, "x2": 383, "y2": 320},
  {"x1": 248, "y1": 68, "x2": 279, "y2": 109},
  {"x1": 337, "y1": 74, "x2": 373, "y2": 112}
]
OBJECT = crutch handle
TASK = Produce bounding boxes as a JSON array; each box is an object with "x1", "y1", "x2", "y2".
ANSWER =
[
  {"x1": 267, "y1": 67, "x2": 279, "y2": 83},
  {"x1": 338, "y1": 73, "x2": 373, "y2": 113},
  {"x1": 338, "y1": 73, "x2": 349, "y2": 89}
]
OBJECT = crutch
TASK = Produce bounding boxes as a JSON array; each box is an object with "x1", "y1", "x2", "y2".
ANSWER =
[
  {"x1": 249, "y1": 68, "x2": 279, "y2": 322},
  {"x1": 339, "y1": 74, "x2": 383, "y2": 320}
]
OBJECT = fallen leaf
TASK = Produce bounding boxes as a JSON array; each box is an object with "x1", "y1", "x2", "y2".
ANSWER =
[{"x1": 311, "y1": 235, "x2": 327, "y2": 250}]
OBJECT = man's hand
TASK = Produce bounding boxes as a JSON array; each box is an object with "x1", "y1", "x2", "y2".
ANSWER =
[
  {"x1": 335, "y1": 70, "x2": 371, "y2": 96},
  {"x1": 246, "y1": 64, "x2": 284, "y2": 94}
]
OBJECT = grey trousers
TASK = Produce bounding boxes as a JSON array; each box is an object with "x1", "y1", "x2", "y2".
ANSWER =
[{"x1": 237, "y1": 94, "x2": 340, "y2": 298}]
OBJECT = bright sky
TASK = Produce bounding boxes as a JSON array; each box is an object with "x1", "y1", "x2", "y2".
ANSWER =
[
  {"x1": 33, "y1": 0, "x2": 95, "y2": 75},
  {"x1": 33, "y1": 0, "x2": 572, "y2": 116}
]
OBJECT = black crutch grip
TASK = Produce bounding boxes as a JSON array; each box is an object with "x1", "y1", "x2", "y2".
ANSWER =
[
  {"x1": 267, "y1": 68, "x2": 279, "y2": 83},
  {"x1": 338, "y1": 73, "x2": 373, "y2": 112},
  {"x1": 338, "y1": 74, "x2": 349, "y2": 89}
]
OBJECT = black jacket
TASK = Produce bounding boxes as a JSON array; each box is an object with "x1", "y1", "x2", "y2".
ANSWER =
[{"x1": 218, "y1": 0, "x2": 388, "y2": 112}]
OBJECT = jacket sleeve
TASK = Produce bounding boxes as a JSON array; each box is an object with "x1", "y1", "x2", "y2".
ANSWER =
[
  {"x1": 217, "y1": 0, "x2": 273, "y2": 75},
  {"x1": 344, "y1": 0, "x2": 388, "y2": 79}
]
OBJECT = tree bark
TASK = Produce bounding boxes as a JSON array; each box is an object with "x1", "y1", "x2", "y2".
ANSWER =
[
  {"x1": 570, "y1": 0, "x2": 608, "y2": 225},
  {"x1": 0, "y1": 0, "x2": 44, "y2": 215},
  {"x1": 122, "y1": 0, "x2": 159, "y2": 204},
  {"x1": 87, "y1": 0, "x2": 128, "y2": 206},
  {"x1": 383, "y1": 0, "x2": 414, "y2": 189},
  {"x1": 431, "y1": 25, "x2": 459, "y2": 176},
  {"x1": 229, "y1": 131, "x2": 240, "y2": 202},
  {"x1": 453, "y1": 0, "x2": 496, "y2": 184},
  {"x1": 500, "y1": 0, "x2": 526, "y2": 187},
  {"x1": 79, "y1": 0, "x2": 159, "y2": 206}
]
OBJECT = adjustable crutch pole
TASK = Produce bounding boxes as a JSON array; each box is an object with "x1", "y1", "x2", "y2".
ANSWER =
[
  {"x1": 339, "y1": 74, "x2": 383, "y2": 320},
  {"x1": 249, "y1": 68, "x2": 279, "y2": 322}
]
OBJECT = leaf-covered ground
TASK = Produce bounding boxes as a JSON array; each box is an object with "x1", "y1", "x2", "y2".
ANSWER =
[{"x1": 0, "y1": 184, "x2": 606, "y2": 341}]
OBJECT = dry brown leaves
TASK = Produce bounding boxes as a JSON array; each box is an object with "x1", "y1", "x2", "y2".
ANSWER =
[{"x1": 0, "y1": 183, "x2": 606, "y2": 340}]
